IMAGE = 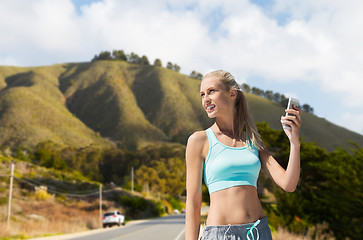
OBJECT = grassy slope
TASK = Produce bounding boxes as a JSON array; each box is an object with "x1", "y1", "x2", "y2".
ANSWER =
[
  {"x1": 0, "y1": 65, "x2": 113, "y2": 149},
  {"x1": 60, "y1": 61, "x2": 168, "y2": 149},
  {"x1": 131, "y1": 66, "x2": 213, "y2": 143},
  {"x1": 0, "y1": 61, "x2": 362, "y2": 151}
]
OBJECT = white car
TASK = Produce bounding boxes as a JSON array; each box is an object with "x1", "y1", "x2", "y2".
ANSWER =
[{"x1": 102, "y1": 211, "x2": 125, "y2": 228}]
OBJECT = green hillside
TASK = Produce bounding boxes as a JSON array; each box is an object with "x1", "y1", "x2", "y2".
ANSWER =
[
  {"x1": 59, "y1": 61, "x2": 168, "y2": 149},
  {"x1": 0, "y1": 61, "x2": 362, "y2": 151},
  {"x1": 0, "y1": 65, "x2": 112, "y2": 149}
]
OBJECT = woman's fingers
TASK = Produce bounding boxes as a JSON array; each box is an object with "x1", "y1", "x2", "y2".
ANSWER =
[
  {"x1": 281, "y1": 115, "x2": 302, "y2": 131},
  {"x1": 281, "y1": 104, "x2": 303, "y2": 133},
  {"x1": 285, "y1": 105, "x2": 302, "y2": 125},
  {"x1": 282, "y1": 115, "x2": 300, "y2": 126}
]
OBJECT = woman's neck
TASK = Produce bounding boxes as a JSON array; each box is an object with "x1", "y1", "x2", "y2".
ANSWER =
[{"x1": 214, "y1": 118, "x2": 234, "y2": 136}]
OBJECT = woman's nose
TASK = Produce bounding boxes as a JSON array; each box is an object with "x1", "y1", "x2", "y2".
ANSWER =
[{"x1": 203, "y1": 94, "x2": 210, "y2": 104}]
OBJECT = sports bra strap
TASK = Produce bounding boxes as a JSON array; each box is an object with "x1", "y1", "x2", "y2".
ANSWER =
[{"x1": 205, "y1": 128, "x2": 218, "y2": 148}]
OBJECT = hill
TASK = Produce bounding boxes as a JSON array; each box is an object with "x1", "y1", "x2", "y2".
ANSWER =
[{"x1": 0, "y1": 61, "x2": 362, "y2": 151}]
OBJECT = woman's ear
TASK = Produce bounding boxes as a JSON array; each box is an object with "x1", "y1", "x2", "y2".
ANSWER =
[{"x1": 230, "y1": 88, "x2": 238, "y2": 98}]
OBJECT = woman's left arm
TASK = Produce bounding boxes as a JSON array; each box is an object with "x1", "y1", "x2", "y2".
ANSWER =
[{"x1": 260, "y1": 105, "x2": 302, "y2": 192}]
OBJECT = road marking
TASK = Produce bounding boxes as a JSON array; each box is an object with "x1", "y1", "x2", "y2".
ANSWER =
[
  {"x1": 174, "y1": 227, "x2": 185, "y2": 240},
  {"x1": 110, "y1": 225, "x2": 154, "y2": 240}
]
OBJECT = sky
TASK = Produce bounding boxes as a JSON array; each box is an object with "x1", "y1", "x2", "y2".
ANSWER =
[{"x1": 0, "y1": 0, "x2": 362, "y2": 135}]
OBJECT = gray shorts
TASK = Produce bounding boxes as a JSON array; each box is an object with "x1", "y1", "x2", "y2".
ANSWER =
[{"x1": 200, "y1": 217, "x2": 272, "y2": 240}]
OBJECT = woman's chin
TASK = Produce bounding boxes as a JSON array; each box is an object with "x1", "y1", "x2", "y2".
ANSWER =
[{"x1": 207, "y1": 112, "x2": 217, "y2": 118}]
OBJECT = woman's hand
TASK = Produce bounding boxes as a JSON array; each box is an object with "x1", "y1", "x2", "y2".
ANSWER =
[{"x1": 280, "y1": 105, "x2": 302, "y2": 145}]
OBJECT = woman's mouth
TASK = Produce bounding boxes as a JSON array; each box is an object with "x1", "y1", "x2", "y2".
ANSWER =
[{"x1": 206, "y1": 105, "x2": 215, "y2": 112}]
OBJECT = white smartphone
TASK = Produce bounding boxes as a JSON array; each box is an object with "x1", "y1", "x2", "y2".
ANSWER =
[{"x1": 283, "y1": 97, "x2": 299, "y2": 131}]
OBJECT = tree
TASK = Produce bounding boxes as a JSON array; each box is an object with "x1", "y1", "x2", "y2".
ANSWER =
[
  {"x1": 280, "y1": 94, "x2": 288, "y2": 107},
  {"x1": 252, "y1": 87, "x2": 264, "y2": 97},
  {"x1": 91, "y1": 55, "x2": 98, "y2": 62},
  {"x1": 140, "y1": 55, "x2": 150, "y2": 65},
  {"x1": 112, "y1": 50, "x2": 127, "y2": 61},
  {"x1": 241, "y1": 83, "x2": 251, "y2": 93},
  {"x1": 128, "y1": 52, "x2": 140, "y2": 64},
  {"x1": 91, "y1": 51, "x2": 113, "y2": 61},
  {"x1": 98, "y1": 51, "x2": 113, "y2": 60},
  {"x1": 166, "y1": 62, "x2": 173, "y2": 69},
  {"x1": 153, "y1": 58, "x2": 162, "y2": 67},
  {"x1": 273, "y1": 92, "x2": 281, "y2": 103},
  {"x1": 265, "y1": 90, "x2": 273, "y2": 101},
  {"x1": 190, "y1": 71, "x2": 203, "y2": 80},
  {"x1": 302, "y1": 104, "x2": 314, "y2": 114},
  {"x1": 173, "y1": 64, "x2": 180, "y2": 72}
]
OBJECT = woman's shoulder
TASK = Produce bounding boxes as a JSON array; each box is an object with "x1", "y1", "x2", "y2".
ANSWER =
[
  {"x1": 187, "y1": 130, "x2": 208, "y2": 145},
  {"x1": 186, "y1": 130, "x2": 209, "y2": 160},
  {"x1": 187, "y1": 130, "x2": 209, "y2": 153}
]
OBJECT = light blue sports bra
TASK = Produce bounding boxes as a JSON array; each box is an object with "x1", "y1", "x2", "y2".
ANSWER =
[{"x1": 203, "y1": 128, "x2": 261, "y2": 194}]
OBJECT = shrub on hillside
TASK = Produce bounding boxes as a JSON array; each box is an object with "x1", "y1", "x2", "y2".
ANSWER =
[
  {"x1": 34, "y1": 188, "x2": 54, "y2": 201},
  {"x1": 167, "y1": 196, "x2": 183, "y2": 211},
  {"x1": 118, "y1": 195, "x2": 164, "y2": 219}
]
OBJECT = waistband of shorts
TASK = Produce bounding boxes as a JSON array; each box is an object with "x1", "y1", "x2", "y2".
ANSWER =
[{"x1": 204, "y1": 216, "x2": 268, "y2": 230}]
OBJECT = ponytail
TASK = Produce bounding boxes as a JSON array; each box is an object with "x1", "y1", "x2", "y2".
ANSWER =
[{"x1": 234, "y1": 90, "x2": 265, "y2": 150}]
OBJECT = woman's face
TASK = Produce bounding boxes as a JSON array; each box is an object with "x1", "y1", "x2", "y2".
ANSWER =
[{"x1": 200, "y1": 77, "x2": 235, "y2": 118}]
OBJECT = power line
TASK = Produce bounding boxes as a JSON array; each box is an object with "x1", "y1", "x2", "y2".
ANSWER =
[
  {"x1": 12, "y1": 176, "x2": 123, "y2": 198},
  {"x1": 19, "y1": 176, "x2": 104, "y2": 194}
]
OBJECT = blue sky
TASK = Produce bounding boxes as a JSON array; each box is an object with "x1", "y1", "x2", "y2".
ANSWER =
[{"x1": 0, "y1": 0, "x2": 362, "y2": 136}]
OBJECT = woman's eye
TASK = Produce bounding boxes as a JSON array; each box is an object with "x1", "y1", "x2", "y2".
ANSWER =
[{"x1": 200, "y1": 93, "x2": 205, "y2": 97}]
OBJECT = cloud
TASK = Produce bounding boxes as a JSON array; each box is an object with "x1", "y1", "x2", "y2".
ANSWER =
[{"x1": 79, "y1": 0, "x2": 209, "y2": 65}]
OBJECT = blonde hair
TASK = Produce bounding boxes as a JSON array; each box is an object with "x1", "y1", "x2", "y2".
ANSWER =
[{"x1": 203, "y1": 70, "x2": 265, "y2": 150}]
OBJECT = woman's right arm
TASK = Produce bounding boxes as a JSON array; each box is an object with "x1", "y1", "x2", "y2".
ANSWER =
[{"x1": 185, "y1": 132, "x2": 207, "y2": 240}]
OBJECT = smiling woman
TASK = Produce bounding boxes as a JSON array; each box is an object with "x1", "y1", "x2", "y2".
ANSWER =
[{"x1": 185, "y1": 70, "x2": 302, "y2": 240}]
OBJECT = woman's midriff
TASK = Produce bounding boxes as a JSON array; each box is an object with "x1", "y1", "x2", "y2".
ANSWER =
[{"x1": 206, "y1": 185, "x2": 265, "y2": 225}]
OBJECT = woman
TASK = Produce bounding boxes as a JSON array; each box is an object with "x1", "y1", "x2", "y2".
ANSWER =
[{"x1": 185, "y1": 70, "x2": 301, "y2": 240}]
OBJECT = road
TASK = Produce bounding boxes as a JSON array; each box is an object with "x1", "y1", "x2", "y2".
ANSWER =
[
  {"x1": 31, "y1": 207, "x2": 209, "y2": 240},
  {"x1": 68, "y1": 214, "x2": 185, "y2": 240}
]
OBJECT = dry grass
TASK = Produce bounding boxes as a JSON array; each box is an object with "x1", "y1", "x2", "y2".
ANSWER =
[
  {"x1": 0, "y1": 195, "x2": 120, "y2": 239},
  {"x1": 272, "y1": 228, "x2": 308, "y2": 240},
  {"x1": 272, "y1": 223, "x2": 336, "y2": 240},
  {"x1": 0, "y1": 159, "x2": 125, "y2": 239}
]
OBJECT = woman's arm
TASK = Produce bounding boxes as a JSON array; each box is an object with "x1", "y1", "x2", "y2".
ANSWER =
[
  {"x1": 185, "y1": 132, "x2": 207, "y2": 240},
  {"x1": 260, "y1": 105, "x2": 302, "y2": 192}
]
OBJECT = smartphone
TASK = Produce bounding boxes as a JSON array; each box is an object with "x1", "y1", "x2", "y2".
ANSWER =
[{"x1": 283, "y1": 97, "x2": 299, "y2": 131}]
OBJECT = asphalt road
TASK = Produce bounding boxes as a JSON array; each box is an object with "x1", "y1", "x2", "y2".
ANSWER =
[
  {"x1": 31, "y1": 207, "x2": 209, "y2": 240},
  {"x1": 68, "y1": 214, "x2": 186, "y2": 240}
]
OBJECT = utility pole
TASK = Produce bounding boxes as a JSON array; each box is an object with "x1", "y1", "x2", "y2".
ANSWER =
[
  {"x1": 99, "y1": 184, "x2": 102, "y2": 227},
  {"x1": 131, "y1": 166, "x2": 134, "y2": 194},
  {"x1": 7, "y1": 163, "x2": 14, "y2": 230}
]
